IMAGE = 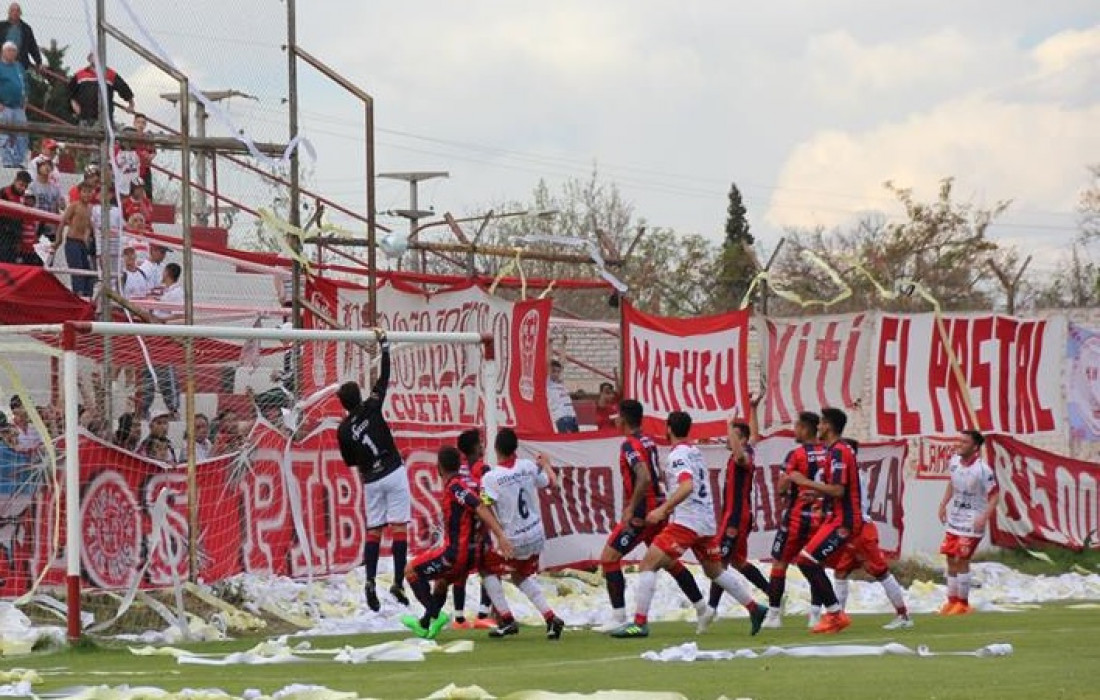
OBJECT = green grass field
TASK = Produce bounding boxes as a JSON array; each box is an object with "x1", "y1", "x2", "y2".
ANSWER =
[{"x1": 4, "y1": 605, "x2": 1100, "y2": 700}]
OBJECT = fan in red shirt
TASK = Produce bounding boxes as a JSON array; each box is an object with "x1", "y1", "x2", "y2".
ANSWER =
[
  {"x1": 122, "y1": 177, "x2": 153, "y2": 224},
  {"x1": 16, "y1": 193, "x2": 43, "y2": 265},
  {"x1": 763, "y1": 411, "x2": 829, "y2": 628},
  {"x1": 401, "y1": 445, "x2": 511, "y2": 640},
  {"x1": 698, "y1": 405, "x2": 772, "y2": 632},
  {"x1": 594, "y1": 382, "x2": 619, "y2": 431},
  {"x1": 594, "y1": 399, "x2": 707, "y2": 632},
  {"x1": 450, "y1": 428, "x2": 496, "y2": 630},
  {"x1": 789, "y1": 407, "x2": 861, "y2": 634}
]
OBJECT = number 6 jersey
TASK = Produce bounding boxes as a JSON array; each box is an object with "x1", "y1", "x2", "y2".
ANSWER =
[
  {"x1": 480, "y1": 457, "x2": 550, "y2": 557},
  {"x1": 666, "y1": 443, "x2": 717, "y2": 537}
]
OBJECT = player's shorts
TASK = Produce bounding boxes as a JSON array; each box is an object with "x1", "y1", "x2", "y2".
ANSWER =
[
  {"x1": 363, "y1": 465, "x2": 411, "y2": 528},
  {"x1": 829, "y1": 520, "x2": 888, "y2": 578},
  {"x1": 605, "y1": 518, "x2": 663, "y2": 556},
  {"x1": 799, "y1": 518, "x2": 856, "y2": 566},
  {"x1": 409, "y1": 543, "x2": 480, "y2": 584},
  {"x1": 718, "y1": 525, "x2": 751, "y2": 566},
  {"x1": 770, "y1": 512, "x2": 813, "y2": 564},
  {"x1": 481, "y1": 548, "x2": 541, "y2": 579},
  {"x1": 651, "y1": 523, "x2": 722, "y2": 563},
  {"x1": 940, "y1": 532, "x2": 982, "y2": 560}
]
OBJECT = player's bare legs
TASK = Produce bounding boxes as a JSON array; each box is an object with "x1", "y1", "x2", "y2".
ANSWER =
[{"x1": 834, "y1": 569, "x2": 912, "y2": 630}]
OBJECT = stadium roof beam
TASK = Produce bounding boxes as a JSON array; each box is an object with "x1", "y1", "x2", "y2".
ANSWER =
[{"x1": 6, "y1": 121, "x2": 289, "y2": 157}]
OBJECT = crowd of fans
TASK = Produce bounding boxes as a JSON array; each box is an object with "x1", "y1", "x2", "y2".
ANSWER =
[{"x1": 0, "y1": 3, "x2": 159, "y2": 302}]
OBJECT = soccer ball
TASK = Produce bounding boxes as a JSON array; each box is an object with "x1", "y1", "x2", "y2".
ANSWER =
[{"x1": 379, "y1": 232, "x2": 408, "y2": 259}]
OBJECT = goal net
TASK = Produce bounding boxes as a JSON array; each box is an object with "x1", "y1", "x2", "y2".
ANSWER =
[{"x1": 0, "y1": 321, "x2": 498, "y2": 642}]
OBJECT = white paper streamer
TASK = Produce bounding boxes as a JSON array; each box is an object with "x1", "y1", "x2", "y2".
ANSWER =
[
  {"x1": 641, "y1": 641, "x2": 1013, "y2": 662},
  {"x1": 511, "y1": 234, "x2": 629, "y2": 293}
]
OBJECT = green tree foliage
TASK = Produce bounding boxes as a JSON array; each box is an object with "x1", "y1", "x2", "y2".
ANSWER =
[
  {"x1": 1031, "y1": 165, "x2": 1100, "y2": 308},
  {"x1": 715, "y1": 183, "x2": 758, "y2": 309},
  {"x1": 27, "y1": 39, "x2": 74, "y2": 127}
]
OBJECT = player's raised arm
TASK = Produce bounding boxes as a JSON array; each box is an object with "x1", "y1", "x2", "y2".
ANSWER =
[
  {"x1": 726, "y1": 414, "x2": 746, "y2": 464},
  {"x1": 370, "y1": 329, "x2": 391, "y2": 403},
  {"x1": 748, "y1": 393, "x2": 762, "y2": 445},
  {"x1": 536, "y1": 452, "x2": 557, "y2": 490}
]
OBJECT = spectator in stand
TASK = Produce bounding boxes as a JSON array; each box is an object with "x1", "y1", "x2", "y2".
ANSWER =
[
  {"x1": 54, "y1": 179, "x2": 96, "y2": 297},
  {"x1": 137, "y1": 262, "x2": 181, "y2": 419},
  {"x1": 0, "y1": 41, "x2": 27, "y2": 167},
  {"x1": 123, "y1": 177, "x2": 152, "y2": 224},
  {"x1": 69, "y1": 163, "x2": 100, "y2": 204},
  {"x1": 29, "y1": 158, "x2": 61, "y2": 241},
  {"x1": 181, "y1": 413, "x2": 212, "y2": 462},
  {"x1": 29, "y1": 139, "x2": 60, "y2": 184},
  {"x1": 120, "y1": 246, "x2": 150, "y2": 299},
  {"x1": 547, "y1": 337, "x2": 579, "y2": 433},
  {"x1": 69, "y1": 52, "x2": 134, "y2": 128},
  {"x1": 133, "y1": 113, "x2": 155, "y2": 197},
  {"x1": 140, "y1": 244, "x2": 168, "y2": 296},
  {"x1": 113, "y1": 411, "x2": 139, "y2": 452},
  {"x1": 156, "y1": 262, "x2": 183, "y2": 321},
  {"x1": 0, "y1": 169, "x2": 29, "y2": 263},
  {"x1": 212, "y1": 408, "x2": 245, "y2": 455},
  {"x1": 594, "y1": 381, "x2": 620, "y2": 432},
  {"x1": 8, "y1": 396, "x2": 41, "y2": 452},
  {"x1": 0, "y1": 420, "x2": 33, "y2": 497},
  {"x1": 113, "y1": 126, "x2": 141, "y2": 184},
  {"x1": 0, "y1": 4, "x2": 40, "y2": 71},
  {"x1": 137, "y1": 413, "x2": 176, "y2": 463},
  {"x1": 14, "y1": 190, "x2": 39, "y2": 265}
]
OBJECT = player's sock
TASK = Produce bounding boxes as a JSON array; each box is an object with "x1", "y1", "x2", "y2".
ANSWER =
[
  {"x1": 712, "y1": 570, "x2": 754, "y2": 607},
  {"x1": 801, "y1": 564, "x2": 839, "y2": 608},
  {"x1": 768, "y1": 568, "x2": 787, "y2": 609},
  {"x1": 835, "y1": 578, "x2": 849, "y2": 610},
  {"x1": 957, "y1": 572, "x2": 971, "y2": 604},
  {"x1": 481, "y1": 575, "x2": 513, "y2": 619},
  {"x1": 946, "y1": 573, "x2": 958, "y2": 603},
  {"x1": 668, "y1": 561, "x2": 703, "y2": 604},
  {"x1": 707, "y1": 582, "x2": 723, "y2": 610},
  {"x1": 478, "y1": 586, "x2": 492, "y2": 618},
  {"x1": 453, "y1": 577, "x2": 467, "y2": 618},
  {"x1": 879, "y1": 573, "x2": 909, "y2": 616},
  {"x1": 737, "y1": 562, "x2": 771, "y2": 594},
  {"x1": 518, "y1": 578, "x2": 554, "y2": 619},
  {"x1": 633, "y1": 570, "x2": 657, "y2": 625},
  {"x1": 391, "y1": 532, "x2": 408, "y2": 587},
  {"x1": 363, "y1": 531, "x2": 382, "y2": 582},
  {"x1": 410, "y1": 577, "x2": 433, "y2": 611},
  {"x1": 602, "y1": 560, "x2": 627, "y2": 610}
]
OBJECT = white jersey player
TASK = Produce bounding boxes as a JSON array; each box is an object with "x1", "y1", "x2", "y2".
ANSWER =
[
  {"x1": 937, "y1": 430, "x2": 998, "y2": 616},
  {"x1": 477, "y1": 428, "x2": 566, "y2": 641},
  {"x1": 611, "y1": 411, "x2": 766, "y2": 639},
  {"x1": 664, "y1": 442, "x2": 717, "y2": 537}
]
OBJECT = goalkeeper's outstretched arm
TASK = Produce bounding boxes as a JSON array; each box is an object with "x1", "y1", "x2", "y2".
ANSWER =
[{"x1": 371, "y1": 330, "x2": 391, "y2": 403}]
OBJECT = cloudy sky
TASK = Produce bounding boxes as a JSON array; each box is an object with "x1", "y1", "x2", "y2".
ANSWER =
[{"x1": 34, "y1": 1, "x2": 1100, "y2": 273}]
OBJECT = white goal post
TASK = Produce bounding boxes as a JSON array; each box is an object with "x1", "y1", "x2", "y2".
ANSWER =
[{"x1": 0, "y1": 321, "x2": 498, "y2": 642}]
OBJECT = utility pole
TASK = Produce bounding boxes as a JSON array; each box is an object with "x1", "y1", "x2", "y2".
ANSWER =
[
  {"x1": 379, "y1": 171, "x2": 448, "y2": 272},
  {"x1": 161, "y1": 89, "x2": 257, "y2": 226}
]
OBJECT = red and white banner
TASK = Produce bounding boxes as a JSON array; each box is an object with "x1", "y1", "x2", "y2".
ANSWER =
[
  {"x1": 0, "y1": 428, "x2": 909, "y2": 595},
  {"x1": 518, "y1": 433, "x2": 908, "y2": 567},
  {"x1": 305, "y1": 278, "x2": 553, "y2": 433},
  {"x1": 762, "y1": 314, "x2": 870, "y2": 430},
  {"x1": 873, "y1": 314, "x2": 1066, "y2": 437},
  {"x1": 915, "y1": 436, "x2": 958, "y2": 480},
  {"x1": 988, "y1": 435, "x2": 1100, "y2": 551},
  {"x1": 622, "y1": 302, "x2": 751, "y2": 439}
]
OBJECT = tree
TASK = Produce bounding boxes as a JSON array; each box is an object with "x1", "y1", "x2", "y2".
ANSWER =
[
  {"x1": 768, "y1": 178, "x2": 1011, "y2": 315},
  {"x1": 421, "y1": 171, "x2": 724, "y2": 317},
  {"x1": 27, "y1": 39, "x2": 74, "y2": 127},
  {"x1": 714, "y1": 183, "x2": 759, "y2": 310},
  {"x1": 1032, "y1": 245, "x2": 1099, "y2": 308},
  {"x1": 1080, "y1": 164, "x2": 1100, "y2": 242}
]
